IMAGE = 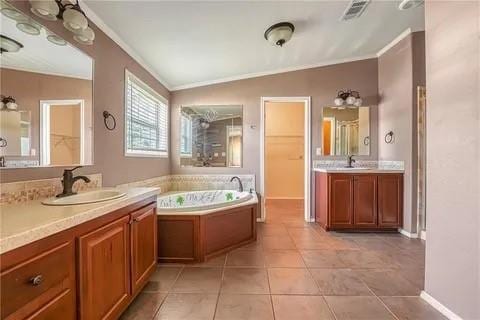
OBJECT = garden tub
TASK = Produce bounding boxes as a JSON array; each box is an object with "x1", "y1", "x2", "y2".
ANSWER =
[{"x1": 156, "y1": 190, "x2": 258, "y2": 263}]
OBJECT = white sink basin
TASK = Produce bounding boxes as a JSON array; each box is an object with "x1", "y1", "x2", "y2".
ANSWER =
[{"x1": 42, "y1": 189, "x2": 126, "y2": 206}]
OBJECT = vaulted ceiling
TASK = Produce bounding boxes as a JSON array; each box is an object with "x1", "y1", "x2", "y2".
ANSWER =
[{"x1": 83, "y1": 1, "x2": 424, "y2": 90}]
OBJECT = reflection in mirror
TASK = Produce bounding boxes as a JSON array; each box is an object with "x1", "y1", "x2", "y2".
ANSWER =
[
  {"x1": 180, "y1": 105, "x2": 243, "y2": 168},
  {"x1": 322, "y1": 107, "x2": 370, "y2": 156},
  {"x1": 0, "y1": 1, "x2": 93, "y2": 168}
]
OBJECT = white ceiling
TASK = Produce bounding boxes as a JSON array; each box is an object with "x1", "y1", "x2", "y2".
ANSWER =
[
  {"x1": 84, "y1": 0, "x2": 424, "y2": 90},
  {"x1": 1, "y1": 12, "x2": 93, "y2": 80}
]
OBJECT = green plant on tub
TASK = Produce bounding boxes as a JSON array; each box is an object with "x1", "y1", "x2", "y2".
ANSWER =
[
  {"x1": 176, "y1": 195, "x2": 185, "y2": 206},
  {"x1": 226, "y1": 192, "x2": 234, "y2": 201}
]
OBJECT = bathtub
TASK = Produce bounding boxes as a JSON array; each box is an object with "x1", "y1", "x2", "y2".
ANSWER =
[
  {"x1": 157, "y1": 190, "x2": 253, "y2": 212},
  {"x1": 156, "y1": 190, "x2": 258, "y2": 263}
]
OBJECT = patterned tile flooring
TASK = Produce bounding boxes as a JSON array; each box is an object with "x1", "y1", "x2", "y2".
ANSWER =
[{"x1": 120, "y1": 200, "x2": 445, "y2": 320}]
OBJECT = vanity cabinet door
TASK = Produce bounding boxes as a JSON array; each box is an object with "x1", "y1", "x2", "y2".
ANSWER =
[
  {"x1": 353, "y1": 175, "x2": 377, "y2": 227},
  {"x1": 78, "y1": 215, "x2": 131, "y2": 320},
  {"x1": 329, "y1": 175, "x2": 354, "y2": 228},
  {"x1": 130, "y1": 204, "x2": 157, "y2": 295},
  {"x1": 378, "y1": 174, "x2": 403, "y2": 227}
]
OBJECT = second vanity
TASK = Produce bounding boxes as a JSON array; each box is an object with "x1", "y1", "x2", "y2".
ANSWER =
[
  {"x1": 0, "y1": 188, "x2": 158, "y2": 320},
  {"x1": 314, "y1": 167, "x2": 404, "y2": 231}
]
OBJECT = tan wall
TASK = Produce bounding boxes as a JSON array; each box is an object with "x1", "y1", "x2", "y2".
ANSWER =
[
  {"x1": 0, "y1": 0, "x2": 170, "y2": 186},
  {"x1": 265, "y1": 102, "x2": 304, "y2": 199},
  {"x1": 170, "y1": 58, "x2": 379, "y2": 189},
  {"x1": 50, "y1": 104, "x2": 81, "y2": 165},
  {"x1": 377, "y1": 31, "x2": 425, "y2": 233},
  {"x1": 424, "y1": 1, "x2": 479, "y2": 319}
]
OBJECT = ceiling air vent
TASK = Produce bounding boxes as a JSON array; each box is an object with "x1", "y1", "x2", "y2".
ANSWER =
[{"x1": 341, "y1": 0, "x2": 371, "y2": 21}]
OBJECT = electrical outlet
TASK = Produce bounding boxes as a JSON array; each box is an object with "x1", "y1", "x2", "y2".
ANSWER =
[{"x1": 316, "y1": 147, "x2": 322, "y2": 156}]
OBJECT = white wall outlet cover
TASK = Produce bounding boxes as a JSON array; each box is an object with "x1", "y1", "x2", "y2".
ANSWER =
[
  {"x1": 31, "y1": 148, "x2": 36, "y2": 156},
  {"x1": 316, "y1": 147, "x2": 322, "y2": 156},
  {"x1": 221, "y1": 152, "x2": 226, "y2": 157},
  {"x1": 214, "y1": 152, "x2": 219, "y2": 157}
]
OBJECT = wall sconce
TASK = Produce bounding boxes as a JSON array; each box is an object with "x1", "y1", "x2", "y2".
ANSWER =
[{"x1": 0, "y1": 95, "x2": 18, "y2": 110}]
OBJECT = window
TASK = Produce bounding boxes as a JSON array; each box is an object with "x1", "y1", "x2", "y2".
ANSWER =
[
  {"x1": 180, "y1": 113, "x2": 192, "y2": 157},
  {"x1": 125, "y1": 70, "x2": 168, "y2": 157}
]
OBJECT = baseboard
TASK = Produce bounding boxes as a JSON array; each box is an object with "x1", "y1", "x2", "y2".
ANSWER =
[
  {"x1": 256, "y1": 218, "x2": 265, "y2": 222},
  {"x1": 420, "y1": 291, "x2": 463, "y2": 320},
  {"x1": 420, "y1": 230, "x2": 427, "y2": 240},
  {"x1": 398, "y1": 228, "x2": 419, "y2": 238}
]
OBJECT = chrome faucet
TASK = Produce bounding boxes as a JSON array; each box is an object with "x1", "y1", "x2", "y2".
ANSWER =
[
  {"x1": 56, "y1": 166, "x2": 91, "y2": 198},
  {"x1": 230, "y1": 176, "x2": 243, "y2": 192},
  {"x1": 346, "y1": 155, "x2": 356, "y2": 168}
]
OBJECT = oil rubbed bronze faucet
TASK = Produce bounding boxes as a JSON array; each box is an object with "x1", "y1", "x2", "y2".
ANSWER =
[
  {"x1": 230, "y1": 176, "x2": 243, "y2": 192},
  {"x1": 56, "y1": 166, "x2": 91, "y2": 198},
  {"x1": 346, "y1": 155, "x2": 356, "y2": 168}
]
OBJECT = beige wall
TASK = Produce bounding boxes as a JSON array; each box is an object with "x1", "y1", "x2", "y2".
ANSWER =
[
  {"x1": 0, "y1": 0, "x2": 170, "y2": 186},
  {"x1": 265, "y1": 102, "x2": 304, "y2": 199},
  {"x1": 171, "y1": 58, "x2": 379, "y2": 189},
  {"x1": 50, "y1": 104, "x2": 81, "y2": 166},
  {"x1": 424, "y1": 1, "x2": 479, "y2": 319},
  {"x1": 377, "y1": 31, "x2": 425, "y2": 233}
]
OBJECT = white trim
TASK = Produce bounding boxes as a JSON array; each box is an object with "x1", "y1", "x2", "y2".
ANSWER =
[
  {"x1": 398, "y1": 228, "x2": 418, "y2": 238},
  {"x1": 420, "y1": 230, "x2": 427, "y2": 241},
  {"x1": 124, "y1": 69, "x2": 169, "y2": 158},
  {"x1": 172, "y1": 55, "x2": 376, "y2": 91},
  {"x1": 39, "y1": 99, "x2": 86, "y2": 166},
  {"x1": 260, "y1": 97, "x2": 312, "y2": 223},
  {"x1": 79, "y1": 0, "x2": 172, "y2": 90},
  {"x1": 420, "y1": 291, "x2": 463, "y2": 320},
  {"x1": 1, "y1": 66, "x2": 92, "y2": 81},
  {"x1": 376, "y1": 28, "x2": 412, "y2": 57}
]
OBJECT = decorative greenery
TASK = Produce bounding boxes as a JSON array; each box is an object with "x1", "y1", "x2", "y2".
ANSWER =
[
  {"x1": 226, "y1": 192, "x2": 233, "y2": 201},
  {"x1": 176, "y1": 195, "x2": 185, "y2": 206}
]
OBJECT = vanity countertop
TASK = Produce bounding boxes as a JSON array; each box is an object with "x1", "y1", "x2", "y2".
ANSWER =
[
  {"x1": 0, "y1": 187, "x2": 159, "y2": 255},
  {"x1": 313, "y1": 167, "x2": 404, "y2": 174}
]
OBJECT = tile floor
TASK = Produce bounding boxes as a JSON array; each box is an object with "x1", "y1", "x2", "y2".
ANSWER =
[{"x1": 120, "y1": 200, "x2": 445, "y2": 320}]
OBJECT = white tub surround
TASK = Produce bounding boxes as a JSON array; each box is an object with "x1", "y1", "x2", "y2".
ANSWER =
[
  {"x1": 157, "y1": 190, "x2": 257, "y2": 215},
  {"x1": 0, "y1": 187, "x2": 158, "y2": 254}
]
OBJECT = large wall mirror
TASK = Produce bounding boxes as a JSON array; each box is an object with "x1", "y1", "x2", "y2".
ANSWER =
[
  {"x1": 180, "y1": 105, "x2": 243, "y2": 167},
  {"x1": 0, "y1": 1, "x2": 93, "y2": 168},
  {"x1": 322, "y1": 106, "x2": 370, "y2": 156}
]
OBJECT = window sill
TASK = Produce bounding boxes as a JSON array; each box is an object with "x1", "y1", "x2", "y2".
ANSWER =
[{"x1": 125, "y1": 151, "x2": 169, "y2": 158}]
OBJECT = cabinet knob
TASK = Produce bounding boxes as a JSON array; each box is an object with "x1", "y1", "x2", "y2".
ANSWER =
[{"x1": 30, "y1": 275, "x2": 43, "y2": 286}]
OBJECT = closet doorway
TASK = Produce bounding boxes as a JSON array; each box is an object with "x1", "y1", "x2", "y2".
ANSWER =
[{"x1": 260, "y1": 97, "x2": 311, "y2": 223}]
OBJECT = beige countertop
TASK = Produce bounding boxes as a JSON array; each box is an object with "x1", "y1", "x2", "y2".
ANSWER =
[
  {"x1": 313, "y1": 167, "x2": 404, "y2": 174},
  {"x1": 0, "y1": 187, "x2": 159, "y2": 255}
]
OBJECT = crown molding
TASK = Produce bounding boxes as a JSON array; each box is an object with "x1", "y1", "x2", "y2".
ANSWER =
[
  {"x1": 78, "y1": 0, "x2": 172, "y2": 91},
  {"x1": 376, "y1": 28, "x2": 412, "y2": 57},
  {"x1": 2, "y1": 66, "x2": 92, "y2": 81},
  {"x1": 171, "y1": 54, "x2": 377, "y2": 91}
]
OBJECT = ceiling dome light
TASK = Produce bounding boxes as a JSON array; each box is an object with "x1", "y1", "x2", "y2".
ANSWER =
[
  {"x1": 63, "y1": 7, "x2": 88, "y2": 32},
  {"x1": 398, "y1": 0, "x2": 424, "y2": 10},
  {"x1": 73, "y1": 26, "x2": 95, "y2": 45},
  {"x1": 16, "y1": 19, "x2": 42, "y2": 36},
  {"x1": 47, "y1": 33, "x2": 67, "y2": 46},
  {"x1": 0, "y1": 35, "x2": 23, "y2": 54},
  {"x1": 29, "y1": 0, "x2": 59, "y2": 21},
  {"x1": 264, "y1": 22, "x2": 295, "y2": 47}
]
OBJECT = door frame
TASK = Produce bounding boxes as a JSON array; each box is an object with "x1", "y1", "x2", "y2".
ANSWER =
[
  {"x1": 39, "y1": 99, "x2": 85, "y2": 166},
  {"x1": 260, "y1": 97, "x2": 312, "y2": 222}
]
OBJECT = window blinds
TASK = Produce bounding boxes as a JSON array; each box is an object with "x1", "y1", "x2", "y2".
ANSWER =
[{"x1": 125, "y1": 71, "x2": 168, "y2": 156}]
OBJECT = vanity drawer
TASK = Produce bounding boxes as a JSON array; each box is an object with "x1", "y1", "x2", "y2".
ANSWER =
[{"x1": 0, "y1": 240, "x2": 76, "y2": 320}]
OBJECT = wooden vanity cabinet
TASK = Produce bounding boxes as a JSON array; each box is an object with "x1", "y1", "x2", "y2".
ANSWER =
[
  {"x1": 0, "y1": 197, "x2": 157, "y2": 320},
  {"x1": 315, "y1": 172, "x2": 402, "y2": 231}
]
